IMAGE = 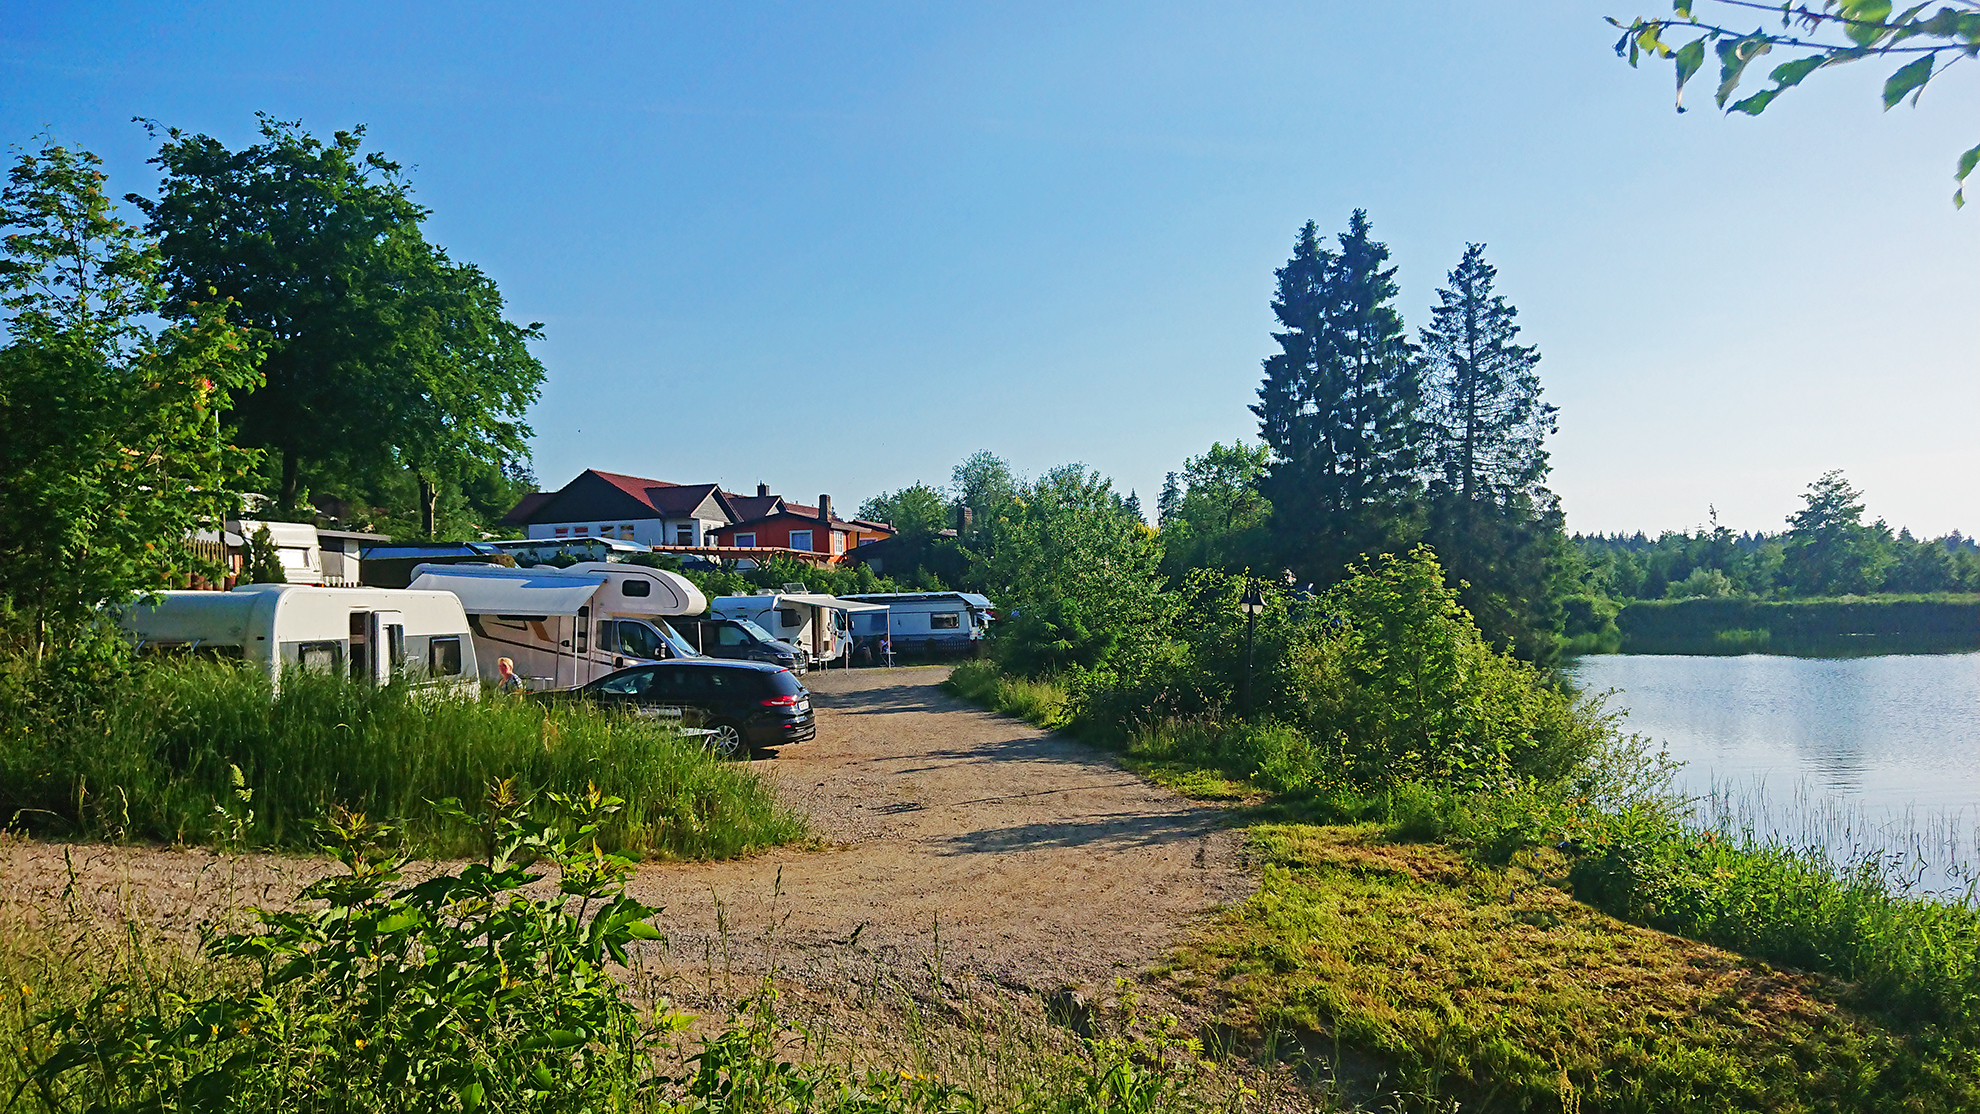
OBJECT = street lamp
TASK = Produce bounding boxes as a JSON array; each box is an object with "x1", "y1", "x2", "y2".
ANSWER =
[{"x1": 1239, "y1": 584, "x2": 1265, "y2": 718}]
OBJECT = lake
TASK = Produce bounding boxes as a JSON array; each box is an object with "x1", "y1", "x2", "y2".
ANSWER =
[{"x1": 1568, "y1": 652, "x2": 1980, "y2": 891}]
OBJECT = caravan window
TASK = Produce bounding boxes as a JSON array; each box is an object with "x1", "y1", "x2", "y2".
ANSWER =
[
  {"x1": 930, "y1": 613, "x2": 961, "y2": 630},
  {"x1": 428, "y1": 637, "x2": 463, "y2": 676},
  {"x1": 622, "y1": 579, "x2": 651, "y2": 597},
  {"x1": 775, "y1": 608, "x2": 801, "y2": 631},
  {"x1": 296, "y1": 641, "x2": 342, "y2": 673}
]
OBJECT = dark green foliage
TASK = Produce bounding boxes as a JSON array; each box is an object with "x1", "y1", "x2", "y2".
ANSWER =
[
  {"x1": 1254, "y1": 213, "x2": 1423, "y2": 588},
  {"x1": 1616, "y1": 596, "x2": 1980, "y2": 656},
  {"x1": 979, "y1": 465, "x2": 1170, "y2": 678},
  {"x1": 1783, "y1": 470, "x2": 1897, "y2": 597},
  {"x1": 0, "y1": 141, "x2": 263, "y2": 650},
  {"x1": 134, "y1": 115, "x2": 543, "y2": 523},
  {"x1": 0, "y1": 659, "x2": 804, "y2": 858},
  {"x1": 243, "y1": 524, "x2": 287, "y2": 584},
  {"x1": 1418, "y1": 244, "x2": 1567, "y2": 662},
  {"x1": 1154, "y1": 442, "x2": 1272, "y2": 580}
]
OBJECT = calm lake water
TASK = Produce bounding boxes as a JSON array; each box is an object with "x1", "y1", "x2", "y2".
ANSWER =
[{"x1": 1568, "y1": 653, "x2": 1980, "y2": 890}]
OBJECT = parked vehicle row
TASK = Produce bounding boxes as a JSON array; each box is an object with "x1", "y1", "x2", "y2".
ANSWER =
[{"x1": 536, "y1": 659, "x2": 814, "y2": 756}]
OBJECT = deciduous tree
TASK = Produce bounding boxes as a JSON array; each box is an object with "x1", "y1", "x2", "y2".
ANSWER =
[{"x1": 0, "y1": 141, "x2": 262, "y2": 651}]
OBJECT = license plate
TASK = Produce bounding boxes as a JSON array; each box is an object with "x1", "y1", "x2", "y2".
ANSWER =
[{"x1": 796, "y1": 699, "x2": 810, "y2": 714}]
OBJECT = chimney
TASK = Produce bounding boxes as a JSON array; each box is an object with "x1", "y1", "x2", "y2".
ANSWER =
[
  {"x1": 756, "y1": 482, "x2": 770, "y2": 497},
  {"x1": 818, "y1": 494, "x2": 832, "y2": 523}
]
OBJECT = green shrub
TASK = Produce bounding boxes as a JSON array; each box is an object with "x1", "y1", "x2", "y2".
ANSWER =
[{"x1": 0, "y1": 658, "x2": 805, "y2": 859}]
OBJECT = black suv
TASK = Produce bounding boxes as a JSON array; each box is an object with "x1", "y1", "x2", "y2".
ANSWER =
[
  {"x1": 671, "y1": 617, "x2": 808, "y2": 673},
  {"x1": 555, "y1": 659, "x2": 814, "y2": 756}
]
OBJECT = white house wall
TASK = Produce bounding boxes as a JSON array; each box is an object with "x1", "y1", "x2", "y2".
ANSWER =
[{"x1": 526, "y1": 518, "x2": 726, "y2": 546}]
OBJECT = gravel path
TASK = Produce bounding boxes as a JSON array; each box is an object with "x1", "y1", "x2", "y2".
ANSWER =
[{"x1": 626, "y1": 666, "x2": 1254, "y2": 999}]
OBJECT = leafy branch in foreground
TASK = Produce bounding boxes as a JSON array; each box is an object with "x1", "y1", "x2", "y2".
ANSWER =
[{"x1": 1608, "y1": 1, "x2": 1980, "y2": 204}]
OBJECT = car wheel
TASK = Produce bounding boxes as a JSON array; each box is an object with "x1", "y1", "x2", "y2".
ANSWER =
[{"x1": 705, "y1": 720, "x2": 745, "y2": 759}]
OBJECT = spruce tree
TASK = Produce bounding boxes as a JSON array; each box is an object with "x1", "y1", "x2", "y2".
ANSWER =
[
  {"x1": 1419, "y1": 244, "x2": 1564, "y2": 661},
  {"x1": 1253, "y1": 211, "x2": 1421, "y2": 585}
]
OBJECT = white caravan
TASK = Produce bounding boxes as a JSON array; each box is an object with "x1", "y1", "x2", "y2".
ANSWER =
[
  {"x1": 408, "y1": 562, "x2": 707, "y2": 690},
  {"x1": 840, "y1": 592, "x2": 996, "y2": 656},
  {"x1": 119, "y1": 585, "x2": 478, "y2": 692},
  {"x1": 708, "y1": 592, "x2": 885, "y2": 667}
]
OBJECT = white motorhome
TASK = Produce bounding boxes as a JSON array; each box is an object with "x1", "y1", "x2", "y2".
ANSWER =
[
  {"x1": 408, "y1": 562, "x2": 707, "y2": 690},
  {"x1": 708, "y1": 592, "x2": 885, "y2": 667},
  {"x1": 841, "y1": 592, "x2": 996, "y2": 656},
  {"x1": 119, "y1": 585, "x2": 478, "y2": 692}
]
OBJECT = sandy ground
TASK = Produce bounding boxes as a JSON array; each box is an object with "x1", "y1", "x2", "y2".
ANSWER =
[{"x1": 1, "y1": 667, "x2": 1255, "y2": 1008}]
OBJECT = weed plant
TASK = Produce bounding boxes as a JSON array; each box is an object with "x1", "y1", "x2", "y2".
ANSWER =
[{"x1": 0, "y1": 658, "x2": 804, "y2": 858}]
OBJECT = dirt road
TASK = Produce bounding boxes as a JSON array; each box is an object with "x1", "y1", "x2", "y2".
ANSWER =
[{"x1": 626, "y1": 666, "x2": 1253, "y2": 999}]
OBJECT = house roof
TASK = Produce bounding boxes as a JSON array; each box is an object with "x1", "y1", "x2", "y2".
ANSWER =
[
  {"x1": 719, "y1": 493, "x2": 785, "y2": 521},
  {"x1": 504, "y1": 470, "x2": 731, "y2": 526},
  {"x1": 714, "y1": 510, "x2": 859, "y2": 534}
]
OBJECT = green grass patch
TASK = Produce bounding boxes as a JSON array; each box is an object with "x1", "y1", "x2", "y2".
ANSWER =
[
  {"x1": 1165, "y1": 824, "x2": 1980, "y2": 1113},
  {"x1": 0, "y1": 659, "x2": 807, "y2": 859}
]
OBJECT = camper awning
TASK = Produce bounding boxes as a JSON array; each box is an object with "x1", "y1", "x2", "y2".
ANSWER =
[
  {"x1": 408, "y1": 568, "x2": 605, "y2": 616},
  {"x1": 778, "y1": 593, "x2": 888, "y2": 612}
]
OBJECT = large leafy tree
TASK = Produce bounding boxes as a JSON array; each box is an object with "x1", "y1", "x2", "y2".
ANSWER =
[
  {"x1": 1610, "y1": 1, "x2": 1980, "y2": 204},
  {"x1": 1156, "y1": 441, "x2": 1273, "y2": 579},
  {"x1": 1253, "y1": 211, "x2": 1422, "y2": 586},
  {"x1": 0, "y1": 141, "x2": 262, "y2": 651},
  {"x1": 976, "y1": 464, "x2": 1171, "y2": 677},
  {"x1": 133, "y1": 116, "x2": 544, "y2": 530},
  {"x1": 1418, "y1": 244, "x2": 1565, "y2": 660},
  {"x1": 1781, "y1": 469, "x2": 1895, "y2": 595}
]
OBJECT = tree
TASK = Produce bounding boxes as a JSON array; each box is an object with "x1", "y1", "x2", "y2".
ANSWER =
[
  {"x1": 1418, "y1": 244, "x2": 1565, "y2": 660},
  {"x1": 1781, "y1": 469, "x2": 1895, "y2": 595},
  {"x1": 133, "y1": 116, "x2": 544, "y2": 521},
  {"x1": 1156, "y1": 441, "x2": 1273, "y2": 579},
  {"x1": 1610, "y1": 1, "x2": 1980, "y2": 204},
  {"x1": 858, "y1": 482, "x2": 951, "y2": 539},
  {"x1": 1253, "y1": 211, "x2": 1422, "y2": 586},
  {"x1": 0, "y1": 141, "x2": 262, "y2": 651},
  {"x1": 950, "y1": 450, "x2": 1017, "y2": 538},
  {"x1": 976, "y1": 464, "x2": 1170, "y2": 677}
]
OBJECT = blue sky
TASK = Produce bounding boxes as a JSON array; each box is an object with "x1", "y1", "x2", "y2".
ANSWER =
[{"x1": 6, "y1": 2, "x2": 1976, "y2": 536}]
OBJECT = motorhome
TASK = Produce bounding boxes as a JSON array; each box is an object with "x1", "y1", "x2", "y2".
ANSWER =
[
  {"x1": 118, "y1": 585, "x2": 479, "y2": 692},
  {"x1": 840, "y1": 592, "x2": 996, "y2": 656},
  {"x1": 708, "y1": 592, "x2": 885, "y2": 667},
  {"x1": 408, "y1": 561, "x2": 706, "y2": 690}
]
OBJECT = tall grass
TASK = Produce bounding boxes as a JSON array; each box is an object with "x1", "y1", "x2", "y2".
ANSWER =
[{"x1": 0, "y1": 659, "x2": 806, "y2": 859}]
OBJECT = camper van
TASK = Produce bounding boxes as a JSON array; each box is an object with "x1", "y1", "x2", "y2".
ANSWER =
[
  {"x1": 408, "y1": 562, "x2": 707, "y2": 690},
  {"x1": 119, "y1": 585, "x2": 479, "y2": 692},
  {"x1": 708, "y1": 592, "x2": 885, "y2": 667},
  {"x1": 840, "y1": 592, "x2": 996, "y2": 657}
]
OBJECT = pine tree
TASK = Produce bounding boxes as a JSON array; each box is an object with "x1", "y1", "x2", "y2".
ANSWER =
[
  {"x1": 1253, "y1": 211, "x2": 1421, "y2": 585},
  {"x1": 1419, "y1": 244, "x2": 1563, "y2": 661}
]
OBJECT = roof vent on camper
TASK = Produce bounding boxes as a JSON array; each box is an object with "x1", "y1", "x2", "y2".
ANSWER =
[{"x1": 781, "y1": 582, "x2": 809, "y2": 594}]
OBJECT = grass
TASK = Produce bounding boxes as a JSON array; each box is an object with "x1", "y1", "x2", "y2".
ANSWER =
[
  {"x1": 945, "y1": 659, "x2": 1980, "y2": 1111},
  {"x1": 0, "y1": 659, "x2": 807, "y2": 859},
  {"x1": 1163, "y1": 825, "x2": 1980, "y2": 1113}
]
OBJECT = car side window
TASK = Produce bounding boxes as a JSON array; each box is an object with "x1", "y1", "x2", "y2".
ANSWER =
[
  {"x1": 597, "y1": 669, "x2": 653, "y2": 696},
  {"x1": 716, "y1": 624, "x2": 749, "y2": 647}
]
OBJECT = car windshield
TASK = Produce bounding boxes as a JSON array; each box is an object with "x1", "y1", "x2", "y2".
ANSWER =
[
  {"x1": 736, "y1": 619, "x2": 777, "y2": 643},
  {"x1": 651, "y1": 619, "x2": 701, "y2": 658}
]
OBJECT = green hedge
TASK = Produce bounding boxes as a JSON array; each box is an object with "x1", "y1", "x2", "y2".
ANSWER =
[{"x1": 1617, "y1": 596, "x2": 1980, "y2": 656}]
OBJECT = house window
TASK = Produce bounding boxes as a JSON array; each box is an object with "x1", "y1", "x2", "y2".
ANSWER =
[
  {"x1": 676, "y1": 524, "x2": 693, "y2": 545},
  {"x1": 832, "y1": 532, "x2": 846, "y2": 554},
  {"x1": 555, "y1": 527, "x2": 569, "y2": 537},
  {"x1": 789, "y1": 529, "x2": 813, "y2": 551},
  {"x1": 575, "y1": 526, "x2": 589, "y2": 535},
  {"x1": 734, "y1": 533, "x2": 755, "y2": 548},
  {"x1": 621, "y1": 524, "x2": 636, "y2": 540},
  {"x1": 930, "y1": 613, "x2": 961, "y2": 630}
]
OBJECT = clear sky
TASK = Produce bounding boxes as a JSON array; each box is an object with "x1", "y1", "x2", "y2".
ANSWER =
[{"x1": 6, "y1": 2, "x2": 1975, "y2": 537}]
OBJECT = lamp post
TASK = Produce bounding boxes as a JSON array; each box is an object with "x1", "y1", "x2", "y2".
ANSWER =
[{"x1": 1239, "y1": 583, "x2": 1265, "y2": 718}]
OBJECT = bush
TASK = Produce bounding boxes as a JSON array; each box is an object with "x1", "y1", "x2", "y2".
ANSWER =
[{"x1": 0, "y1": 658, "x2": 805, "y2": 859}]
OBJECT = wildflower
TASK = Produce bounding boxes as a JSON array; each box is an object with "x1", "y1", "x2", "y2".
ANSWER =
[{"x1": 18, "y1": 985, "x2": 29, "y2": 996}]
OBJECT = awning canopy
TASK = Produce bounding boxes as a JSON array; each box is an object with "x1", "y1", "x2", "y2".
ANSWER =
[
  {"x1": 778, "y1": 593, "x2": 888, "y2": 613},
  {"x1": 408, "y1": 567, "x2": 605, "y2": 616}
]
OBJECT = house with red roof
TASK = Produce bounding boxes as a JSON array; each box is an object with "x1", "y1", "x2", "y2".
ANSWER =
[{"x1": 499, "y1": 471, "x2": 895, "y2": 562}]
